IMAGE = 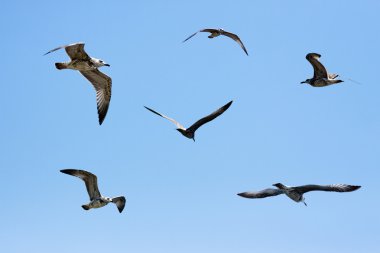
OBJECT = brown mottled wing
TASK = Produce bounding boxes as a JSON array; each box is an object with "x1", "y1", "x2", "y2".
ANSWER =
[
  {"x1": 144, "y1": 106, "x2": 186, "y2": 130},
  {"x1": 80, "y1": 69, "x2": 112, "y2": 125},
  {"x1": 221, "y1": 31, "x2": 249, "y2": 55},
  {"x1": 182, "y1": 29, "x2": 218, "y2": 43},
  {"x1": 60, "y1": 169, "x2": 101, "y2": 200},
  {"x1": 237, "y1": 188, "x2": 284, "y2": 199},
  {"x1": 306, "y1": 53, "x2": 327, "y2": 79},
  {"x1": 294, "y1": 184, "x2": 361, "y2": 194},
  {"x1": 44, "y1": 42, "x2": 90, "y2": 61},
  {"x1": 187, "y1": 100, "x2": 233, "y2": 133},
  {"x1": 112, "y1": 196, "x2": 126, "y2": 213}
]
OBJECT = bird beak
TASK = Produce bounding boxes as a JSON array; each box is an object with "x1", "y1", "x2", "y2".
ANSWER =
[{"x1": 104, "y1": 64, "x2": 110, "y2": 67}]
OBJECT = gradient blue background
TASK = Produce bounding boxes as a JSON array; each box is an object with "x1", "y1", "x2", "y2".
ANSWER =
[{"x1": 1, "y1": 1, "x2": 379, "y2": 252}]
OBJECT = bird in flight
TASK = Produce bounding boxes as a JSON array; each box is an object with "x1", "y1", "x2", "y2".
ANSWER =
[
  {"x1": 44, "y1": 42, "x2": 111, "y2": 125},
  {"x1": 237, "y1": 183, "x2": 360, "y2": 206},
  {"x1": 301, "y1": 53, "x2": 343, "y2": 87},
  {"x1": 183, "y1": 28, "x2": 248, "y2": 56},
  {"x1": 144, "y1": 100, "x2": 233, "y2": 141},
  {"x1": 60, "y1": 169, "x2": 126, "y2": 213}
]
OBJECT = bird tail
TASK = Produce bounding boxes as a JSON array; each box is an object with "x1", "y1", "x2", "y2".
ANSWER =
[
  {"x1": 55, "y1": 63, "x2": 67, "y2": 70},
  {"x1": 81, "y1": 204, "x2": 90, "y2": 210}
]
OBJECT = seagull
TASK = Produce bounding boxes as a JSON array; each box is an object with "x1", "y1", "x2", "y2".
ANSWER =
[
  {"x1": 183, "y1": 28, "x2": 248, "y2": 55},
  {"x1": 237, "y1": 183, "x2": 360, "y2": 206},
  {"x1": 301, "y1": 53, "x2": 343, "y2": 87},
  {"x1": 60, "y1": 169, "x2": 126, "y2": 213},
  {"x1": 144, "y1": 100, "x2": 233, "y2": 141},
  {"x1": 44, "y1": 42, "x2": 111, "y2": 125}
]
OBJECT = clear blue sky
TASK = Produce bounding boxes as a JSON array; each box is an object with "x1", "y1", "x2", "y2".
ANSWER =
[{"x1": 0, "y1": 1, "x2": 379, "y2": 252}]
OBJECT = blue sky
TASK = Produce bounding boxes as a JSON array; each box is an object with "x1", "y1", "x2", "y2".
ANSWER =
[{"x1": 0, "y1": 1, "x2": 379, "y2": 252}]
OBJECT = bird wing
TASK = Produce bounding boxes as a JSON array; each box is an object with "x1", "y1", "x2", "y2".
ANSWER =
[
  {"x1": 221, "y1": 31, "x2": 249, "y2": 55},
  {"x1": 112, "y1": 196, "x2": 126, "y2": 213},
  {"x1": 60, "y1": 169, "x2": 101, "y2": 200},
  {"x1": 306, "y1": 53, "x2": 328, "y2": 79},
  {"x1": 44, "y1": 42, "x2": 91, "y2": 61},
  {"x1": 237, "y1": 188, "x2": 284, "y2": 199},
  {"x1": 79, "y1": 69, "x2": 112, "y2": 125},
  {"x1": 144, "y1": 106, "x2": 186, "y2": 130},
  {"x1": 187, "y1": 100, "x2": 233, "y2": 133},
  {"x1": 294, "y1": 184, "x2": 361, "y2": 194},
  {"x1": 182, "y1": 29, "x2": 218, "y2": 43}
]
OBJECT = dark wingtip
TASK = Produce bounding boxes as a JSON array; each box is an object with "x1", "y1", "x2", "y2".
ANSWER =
[
  {"x1": 60, "y1": 169, "x2": 75, "y2": 175},
  {"x1": 237, "y1": 192, "x2": 250, "y2": 198},
  {"x1": 351, "y1": 185, "x2": 361, "y2": 191},
  {"x1": 224, "y1": 100, "x2": 233, "y2": 109}
]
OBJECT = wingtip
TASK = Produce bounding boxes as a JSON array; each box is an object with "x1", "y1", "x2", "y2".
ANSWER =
[{"x1": 237, "y1": 192, "x2": 249, "y2": 198}]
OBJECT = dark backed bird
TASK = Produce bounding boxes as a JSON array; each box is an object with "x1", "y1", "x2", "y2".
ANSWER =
[
  {"x1": 144, "y1": 100, "x2": 233, "y2": 141},
  {"x1": 60, "y1": 169, "x2": 126, "y2": 213},
  {"x1": 238, "y1": 183, "x2": 360, "y2": 206},
  {"x1": 301, "y1": 53, "x2": 343, "y2": 87},
  {"x1": 183, "y1": 28, "x2": 248, "y2": 55},
  {"x1": 44, "y1": 42, "x2": 111, "y2": 125}
]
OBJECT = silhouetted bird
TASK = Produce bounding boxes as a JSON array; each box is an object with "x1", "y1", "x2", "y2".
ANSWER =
[
  {"x1": 60, "y1": 169, "x2": 126, "y2": 213},
  {"x1": 301, "y1": 53, "x2": 343, "y2": 87},
  {"x1": 45, "y1": 42, "x2": 111, "y2": 124},
  {"x1": 144, "y1": 101, "x2": 233, "y2": 141},
  {"x1": 183, "y1": 28, "x2": 248, "y2": 55},
  {"x1": 238, "y1": 183, "x2": 360, "y2": 206}
]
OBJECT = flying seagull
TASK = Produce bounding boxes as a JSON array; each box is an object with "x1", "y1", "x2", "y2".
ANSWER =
[
  {"x1": 44, "y1": 42, "x2": 111, "y2": 125},
  {"x1": 301, "y1": 53, "x2": 343, "y2": 87},
  {"x1": 144, "y1": 100, "x2": 233, "y2": 141},
  {"x1": 237, "y1": 183, "x2": 360, "y2": 206},
  {"x1": 60, "y1": 169, "x2": 126, "y2": 213},
  {"x1": 183, "y1": 28, "x2": 248, "y2": 56}
]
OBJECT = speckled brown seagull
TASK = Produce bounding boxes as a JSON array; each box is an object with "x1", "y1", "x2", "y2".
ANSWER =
[
  {"x1": 44, "y1": 42, "x2": 111, "y2": 125},
  {"x1": 60, "y1": 169, "x2": 126, "y2": 213},
  {"x1": 144, "y1": 100, "x2": 233, "y2": 141},
  {"x1": 301, "y1": 53, "x2": 343, "y2": 87},
  {"x1": 238, "y1": 183, "x2": 360, "y2": 206},
  {"x1": 183, "y1": 28, "x2": 248, "y2": 55}
]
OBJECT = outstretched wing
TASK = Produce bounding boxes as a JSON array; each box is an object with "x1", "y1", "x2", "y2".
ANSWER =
[
  {"x1": 295, "y1": 184, "x2": 361, "y2": 194},
  {"x1": 60, "y1": 169, "x2": 101, "y2": 200},
  {"x1": 237, "y1": 188, "x2": 284, "y2": 199},
  {"x1": 80, "y1": 69, "x2": 112, "y2": 125},
  {"x1": 144, "y1": 106, "x2": 185, "y2": 130},
  {"x1": 182, "y1": 29, "x2": 218, "y2": 43},
  {"x1": 44, "y1": 42, "x2": 90, "y2": 61},
  {"x1": 221, "y1": 31, "x2": 249, "y2": 55},
  {"x1": 187, "y1": 100, "x2": 233, "y2": 133},
  {"x1": 112, "y1": 196, "x2": 126, "y2": 213},
  {"x1": 306, "y1": 53, "x2": 327, "y2": 79}
]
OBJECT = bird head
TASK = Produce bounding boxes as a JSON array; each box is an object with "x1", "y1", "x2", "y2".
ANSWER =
[
  {"x1": 176, "y1": 129, "x2": 195, "y2": 141},
  {"x1": 300, "y1": 79, "x2": 311, "y2": 84},
  {"x1": 92, "y1": 58, "x2": 110, "y2": 67}
]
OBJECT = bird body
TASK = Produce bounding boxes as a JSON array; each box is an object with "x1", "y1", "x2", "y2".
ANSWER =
[
  {"x1": 60, "y1": 169, "x2": 126, "y2": 213},
  {"x1": 45, "y1": 42, "x2": 112, "y2": 125},
  {"x1": 238, "y1": 183, "x2": 360, "y2": 206},
  {"x1": 144, "y1": 100, "x2": 233, "y2": 141},
  {"x1": 183, "y1": 28, "x2": 248, "y2": 55},
  {"x1": 301, "y1": 53, "x2": 343, "y2": 87}
]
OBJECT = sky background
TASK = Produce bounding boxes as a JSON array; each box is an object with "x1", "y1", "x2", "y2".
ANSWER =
[{"x1": 0, "y1": 1, "x2": 379, "y2": 252}]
